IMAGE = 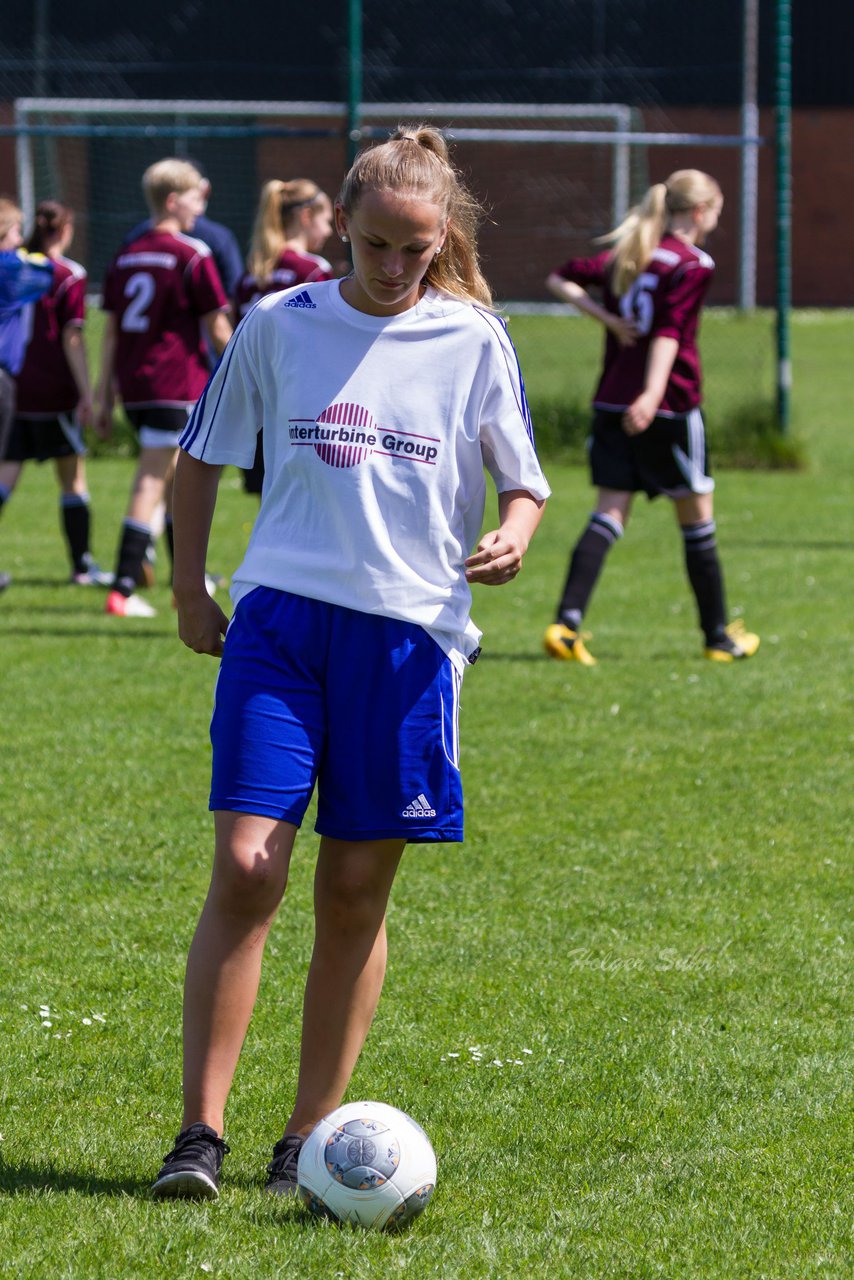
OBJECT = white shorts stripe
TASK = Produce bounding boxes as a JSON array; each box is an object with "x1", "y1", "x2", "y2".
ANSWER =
[{"x1": 57, "y1": 412, "x2": 87, "y2": 455}]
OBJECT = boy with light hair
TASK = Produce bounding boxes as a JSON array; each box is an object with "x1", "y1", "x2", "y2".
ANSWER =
[{"x1": 96, "y1": 158, "x2": 232, "y2": 617}]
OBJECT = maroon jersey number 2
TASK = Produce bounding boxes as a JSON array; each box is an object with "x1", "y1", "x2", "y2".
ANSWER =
[{"x1": 122, "y1": 273, "x2": 157, "y2": 332}]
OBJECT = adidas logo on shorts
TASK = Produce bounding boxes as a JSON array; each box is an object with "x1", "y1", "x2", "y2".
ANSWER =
[
  {"x1": 284, "y1": 289, "x2": 316, "y2": 309},
  {"x1": 402, "y1": 792, "x2": 437, "y2": 819}
]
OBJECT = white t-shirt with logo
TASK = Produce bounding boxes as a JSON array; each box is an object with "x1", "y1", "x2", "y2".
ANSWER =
[{"x1": 181, "y1": 280, "x2": 550, "y2": 668}]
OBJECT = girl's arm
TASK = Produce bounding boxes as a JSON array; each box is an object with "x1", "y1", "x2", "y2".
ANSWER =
[
  {"x1": 465, "y1": 489, "x2": 546, "y2": 586},
  {"x1": 622, "y1": 335, "x2": 679, "y2": 435},
  {"x1": 94, "y1": 313, "x2": 117, "y2": 439},
  {"x1": 60, "y1": 324, "x2": 93, "y2": 427},
  {"x1": 203, "y1": 308, "x2": 233, "y2": 357},
  {"x1": 545, "y1": 272, "x2": 637, "y2": 348},
  {"x1": 172, "y1": 449, "x2": 230, "y2": 656}
]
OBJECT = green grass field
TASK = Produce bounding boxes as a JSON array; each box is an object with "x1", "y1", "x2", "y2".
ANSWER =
[{"x1": 0, "y1": 312, "x2": 850, "y2": 1278}]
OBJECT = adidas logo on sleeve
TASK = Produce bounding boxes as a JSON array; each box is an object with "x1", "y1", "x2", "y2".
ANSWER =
[
  {"x1": 402, "y1": 793, "x2": 437, "y2": 819},
  {"x1": 284, "y1": 290, "x2": 316, "y2": 309}
]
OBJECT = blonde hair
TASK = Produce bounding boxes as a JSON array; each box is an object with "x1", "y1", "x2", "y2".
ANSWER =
[
  {"x1": 142, "y1": 158, "x2": 203, "y2": 218},
  {"x1": 248, "y1": 178, "x2": 326, "y2": 286},
  {"x1": 0, "y1": 197, "x2": 23, "y2": 240},
  {"x1": 338, "y1": 124, "x2": 492, "y2": 308},
  {"x1": 603, "y1": 169, "x2": 722, "y2": 296}
]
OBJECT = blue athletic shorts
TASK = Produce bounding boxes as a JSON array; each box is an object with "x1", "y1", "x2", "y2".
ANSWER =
[{"x1": 209, "y1": 587, "x2": 464, "y2": 843}]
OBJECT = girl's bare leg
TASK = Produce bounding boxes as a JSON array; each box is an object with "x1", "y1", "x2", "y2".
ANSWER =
[
  {"x1": 55, "y1": 453, "x2": 88, "y2": 496},
  {"x1": 181, "y1": 811, "x2": 297, "y2": 1134},
  {"x1": 0, "y1": 461, "x2": 23, "y2": 494},
  {"x1": 126, "y1": 445, "x2": 177, "y2": 526},
  {"x1": 286, "y1": 836, "x2": 405, "y2": 1136}
]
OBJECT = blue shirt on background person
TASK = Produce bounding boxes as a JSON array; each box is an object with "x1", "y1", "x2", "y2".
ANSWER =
[{"x1": 0, "y1": 250, "x2": 54, "y2": 374}]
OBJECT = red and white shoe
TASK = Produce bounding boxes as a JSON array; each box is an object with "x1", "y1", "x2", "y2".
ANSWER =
[{"x1": 105, "y1": 589, "x2": 157, "y2": 618}]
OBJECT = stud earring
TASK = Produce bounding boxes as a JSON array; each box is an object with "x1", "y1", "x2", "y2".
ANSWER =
[{"x1": 341, "y1": 234, "x2": 349, "y2": 243}]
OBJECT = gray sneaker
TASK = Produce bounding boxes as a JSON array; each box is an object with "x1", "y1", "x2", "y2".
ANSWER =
[
  {"x1": 152, "y1": 1123, "x2": 230, "y2": 1200},
  {"x1": 70, "y1": 556, "x2": 113, "y2": 587}
]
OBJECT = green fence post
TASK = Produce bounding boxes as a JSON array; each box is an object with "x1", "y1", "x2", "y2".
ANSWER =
[{"x1": 347, "y1": 0, "x2": 363, "y2": 168}]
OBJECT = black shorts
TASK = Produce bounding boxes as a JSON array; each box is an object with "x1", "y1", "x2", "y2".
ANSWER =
[
  {"x1": 589, "y1": 408, "x2": 715, "y2": 499},
  {"x1": 0, "y1": 368, "x2": 16, "y2": 459},
  {"x1": 126, "y1": 405, "x2": 191, "y2": 449},
  {"x1": 4, "y1": 413, "x2": 86, "y2": 463}
]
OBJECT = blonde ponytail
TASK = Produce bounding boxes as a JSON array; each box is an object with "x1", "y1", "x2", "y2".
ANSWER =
[
  {"x1": 601, "y1": 183, "x2": 668, "y2": 297},
  {"x1": 338, "y1": 124, "x2": 493, "y2": 308},
  {"x1": 248, "y1": 178, "x2": 324, "y2": 286},
  {"x1": 601, "y1": 169, "x2": 722, "y2": 296}
]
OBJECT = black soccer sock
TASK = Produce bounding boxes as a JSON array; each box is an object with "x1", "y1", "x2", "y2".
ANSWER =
[
  {"x1": 164, "y1": 514, "x2": 175, "y2": 583},
  {"x1": 0, "y1": 483, "x2": 11, "y2": 513},
  {"x1": 113, "y1": 520, "x2": 152, "y2": 598},
  {"x1": 557, "y1": 512, "x2": 623, "y2": 630},
  {"x1": 681, "y1": 519, "x2": 728, "y2": 644},
  {"x1": 60, "y1": 493, "x2": 92, "y2": 574}
]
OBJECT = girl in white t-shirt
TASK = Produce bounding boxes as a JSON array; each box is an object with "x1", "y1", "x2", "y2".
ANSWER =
[{"x1": 152, "y1": 125, "x2": 549, "y2": 1202}]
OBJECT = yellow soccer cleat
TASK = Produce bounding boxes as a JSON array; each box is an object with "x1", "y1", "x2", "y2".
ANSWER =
[
  {"x1": 704, "y1": 620, "x2": 760, "y2": 662},
  {"x1": 543, "y1": 622, "x2": 597, "y2": 666}
]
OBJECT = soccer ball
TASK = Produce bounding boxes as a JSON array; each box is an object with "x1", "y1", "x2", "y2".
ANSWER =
[{"x1": 297, "y1": 1101, "x2": 437, "y2": 1230}]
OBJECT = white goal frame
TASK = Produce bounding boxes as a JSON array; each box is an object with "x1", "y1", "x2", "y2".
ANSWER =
[
  {"x1": 14, "y1": 97, "x2": 635, "y2": 229},
  {"x1": 13, "y1": 97, "x2": 762, "y2": 305}
]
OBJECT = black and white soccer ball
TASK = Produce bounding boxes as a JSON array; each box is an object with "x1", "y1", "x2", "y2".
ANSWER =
[{"x1": 297, "y1": 1101, "x2": 437, "y2": 1230}]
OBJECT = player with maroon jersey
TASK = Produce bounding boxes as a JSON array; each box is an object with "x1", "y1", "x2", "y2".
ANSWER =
[
  {"x1": 234, "y1": 179, "x2": 335, "y2": 496},
  {"x1": 543, "y1": 169, "x2": 759, "y2": 664},
  {"x1": 96, "y1": 158, "x2": 231, "y2": 617},
  {"x1": 0, "y1": 201, "x2": 111, "y2": 585}
]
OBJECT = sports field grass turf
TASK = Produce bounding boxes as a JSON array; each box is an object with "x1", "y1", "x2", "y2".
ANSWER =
[{"x1": 0, "y1": 311, "x2": 850, "y2": 1278}]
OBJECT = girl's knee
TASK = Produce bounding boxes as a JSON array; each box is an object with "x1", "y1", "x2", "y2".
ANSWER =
[
  {"x1": 315, "y1": 866, "x2": 391, "y2": 936},
  {"x1": 211, "y1": 842, "x2": 288, "y2": 916}
]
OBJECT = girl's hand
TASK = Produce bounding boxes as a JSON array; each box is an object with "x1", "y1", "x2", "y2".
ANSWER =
[
  {"x1": 607, "y1": 315, "x2": 639, "y2": 348},
  {"x1": 464, "y1": 527, "x2": 527, "y2": 586},
  {"x1": 622, "y1": 391, "x2": 659, "y2": 436},
  {"x1": 93, "y1": 393, "x2": 113, "y2": 440},
  {"x1": 174, "y1": 589, "x2": 230, "y2": 656},
  {"x1": 76, "y1": 392, "x2": 94, "y2": 429}
]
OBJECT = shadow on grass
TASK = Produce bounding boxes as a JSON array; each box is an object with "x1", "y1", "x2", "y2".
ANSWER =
[
  {"x1": 0, "y1": 1159, "x2": 150, "y2": 1197},
  {"x1": 0, "y1": 626, "x2": 172, "y2": 639}
]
